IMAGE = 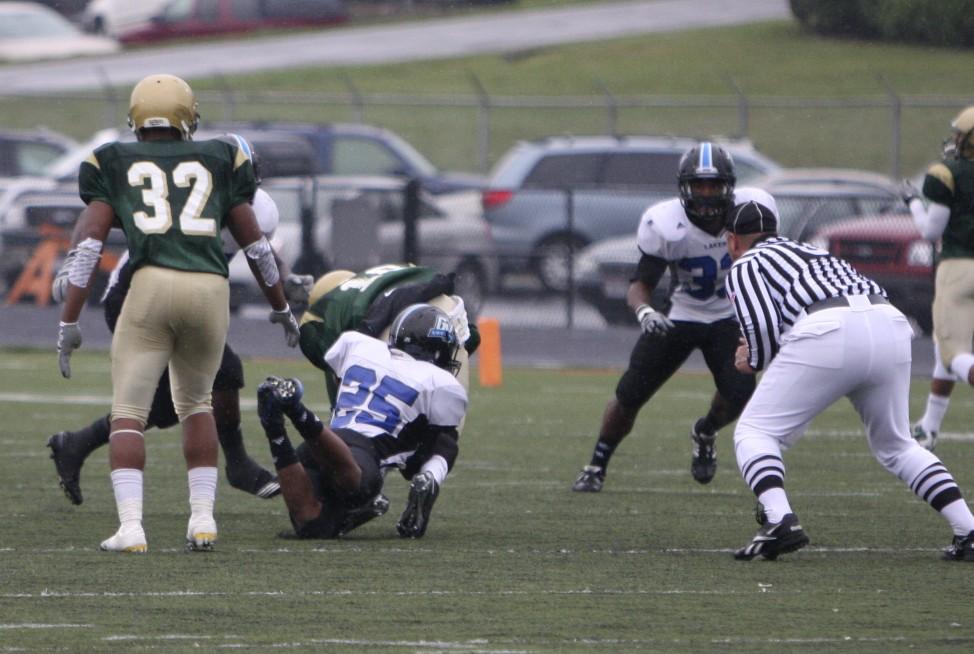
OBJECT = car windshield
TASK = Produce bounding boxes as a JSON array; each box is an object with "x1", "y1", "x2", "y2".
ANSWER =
[
  {"x1": 0, "y1": 9, "x2": 79, "y2": 38},
  {"x1": 381, "y1": 131, "x2": 437, "y2": 177}
]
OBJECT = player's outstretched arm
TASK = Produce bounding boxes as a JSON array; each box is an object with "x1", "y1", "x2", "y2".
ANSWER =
[{"x1": 57, "y1": 200, "x2": 113, "y2": 378}]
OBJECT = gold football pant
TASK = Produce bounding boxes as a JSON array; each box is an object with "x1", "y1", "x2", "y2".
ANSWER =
[{"x1": 110, "y1": 266, "x2": 229, "y2": 425}]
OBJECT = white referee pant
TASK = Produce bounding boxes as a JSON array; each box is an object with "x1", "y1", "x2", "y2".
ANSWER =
[{"x1": 735, "y1": 295, "x2": 940, "y2": 483}]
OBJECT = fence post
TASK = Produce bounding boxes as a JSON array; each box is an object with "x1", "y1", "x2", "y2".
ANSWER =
[
  {"x1": 215, "y1": 72, "x2": 236, "y2": 123},
  {"x1": 721, "y1": 75, "x2": 749, "y2": 139},
  {"x1": 403, "y1": 178, "x2": 421, "y2": 264},
  {"x1": 341, "y1": 73, "x2": 365, "y2": 123},
  {"x1": 467, "y1": 72, "x2": 491, "y2": 175},
  {"x1": 878, "y1": 74, "x2": 901, "y2": 180},
  {"x1": 95, "y1": 66, "x2": 118, "y2": 129},
  {"x1": 596, "y1": 79, "x2": 618, "y2": 136},
  {"x1": 565, "y1": 187, "x2": 575, "y2": 329}
]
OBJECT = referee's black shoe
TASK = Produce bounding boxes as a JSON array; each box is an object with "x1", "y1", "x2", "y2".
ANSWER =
[
  {"x1": 734, "y1": 513, "x2": 809, "y2": 561},
  {"x1": 944, "y1": 530, "x2": 974, "y2": 562}
]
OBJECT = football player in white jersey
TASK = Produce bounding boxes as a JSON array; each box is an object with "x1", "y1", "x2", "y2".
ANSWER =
[
  {"x1": 47, "y1": 134, "x2": 312, "y2": 505},
  {"x1": 573, "y1": 142, "x2": 775, "y2": 493},
  {"x1": 257, "y1": 303, "x2": 468, "y2": 539}
]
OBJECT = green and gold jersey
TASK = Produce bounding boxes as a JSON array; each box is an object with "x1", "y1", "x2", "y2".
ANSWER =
[
  {"x1": 922, "y1": 158, "x2": 974, "y2": 259},
  {"x1": 299, "y1": 264, "x2": 438, "y2": 402},
  {"x1": 78, "y1": 138, "x2": 257, "y2": 276}
]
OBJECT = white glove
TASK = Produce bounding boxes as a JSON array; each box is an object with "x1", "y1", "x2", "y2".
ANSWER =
[
  {"x1": 284, "y1": 273, "x2": 314, "y2": 305},
  {"x1": 900, "y1": 179, "x2": 919, "y2": 206},
  {"x1": 269, "y1": 305, "x2": 300, "y2": 348},
  {"x1": 446, "y1": 295, "x2": 471, "y2": 343},
  {"x1": 51, "y1": 249, "x2": 78, "y2": 304},
  {"x1": 57, "y1": 321, "x2": 82, "y2": 379},
  {"x1": 636, "y1": 304, "x2": 673, "y2": 336}
]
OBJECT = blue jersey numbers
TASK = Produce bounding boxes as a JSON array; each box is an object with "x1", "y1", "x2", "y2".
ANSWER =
[
  {"x1": 678, "y1": 253, "x2": 732, "y2": 300},
  {"x1": 332, "y1": 364, "x2": 420, "y2": 434}
]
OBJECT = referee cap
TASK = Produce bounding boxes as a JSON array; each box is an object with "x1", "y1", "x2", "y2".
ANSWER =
[{"x1": 727, "y1": 200, "x2": 779, "y2": 235}]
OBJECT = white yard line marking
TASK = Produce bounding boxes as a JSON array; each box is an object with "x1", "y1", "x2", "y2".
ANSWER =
[{"x1": 0, "y1": 623, "x2": 92, "y2": 629}]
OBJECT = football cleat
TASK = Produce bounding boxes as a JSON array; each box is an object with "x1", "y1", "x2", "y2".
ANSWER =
[
  {"x1": 257, "y1": 376, "x2": 304, "y2": 427},
  {"x1": 690, "y1": 419, "x2": 717, "y2": 484},
  {"x1": 571, "y1": 465, "x2": 605, "y2": 492},
  {"x1": 185, "y1": 514, "x2": 218, "y2": 552},
  {"x1": 47, "y1": 431, "x2": 85, "y2": 505},
  {"x1": 911, "y1": 422, "x2": 938, "y2": 451},
  {"x1": 225, "y1": 458, "x2": 281, "y2": 499},
  {"x1": 100, "y1": 523, "x2": 147, "y2": 553},
  {"x1": 734, "y1": 512, "x2": 809, "y2": 561},
  {"x1": 397, "y1": 472, "x2": 439, "y2": 538},
  {"x1": 339, "y1": 493, "x2": 391, "y2": 536},
  {"x1": 943, "y1": 530, "x2": 974, "y2": 562}
]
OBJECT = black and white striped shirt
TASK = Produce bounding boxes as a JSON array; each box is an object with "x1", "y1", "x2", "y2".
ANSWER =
[{"x1": 726, "y1": 235, "x2": 886, "y2": 371}]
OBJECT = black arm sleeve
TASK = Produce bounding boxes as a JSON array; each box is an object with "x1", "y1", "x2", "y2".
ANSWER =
[
  {"x1": 357, "y1": 273, "x2": 456, "y2": 337},
  {"x1": 401, "y1": 426, "x2": 460, "y2": 479},
  {"x1": 633, "y1": 253, "x2": 668, "y2": 289}
]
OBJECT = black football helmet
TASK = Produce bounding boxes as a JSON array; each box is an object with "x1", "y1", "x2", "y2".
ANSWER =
[
  {"x1": 218, "y1": 132, "x2": 262, "y2": 184},
  {"x1": 677, "y1": 142, "x2": 736, "y2": 233},
  {"x1": 388, "y1": 304, "x2": 461, "y2": 375}
]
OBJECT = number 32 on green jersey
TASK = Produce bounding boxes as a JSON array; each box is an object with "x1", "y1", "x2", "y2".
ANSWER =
[{"x1": 128, "y1": 161, "x2": 216, "y2": 236}]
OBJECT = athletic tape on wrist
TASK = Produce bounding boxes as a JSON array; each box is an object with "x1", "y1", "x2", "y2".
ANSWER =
[
  {"x1": 244, "y1": 236, "x2": 280, "y2": 287},
  {"x1": 68, "y1": 238, "x2": 103, "y2": 288}
]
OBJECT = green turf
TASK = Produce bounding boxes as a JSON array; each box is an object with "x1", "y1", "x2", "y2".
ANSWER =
[{"x1": 2, "y1": 348, "x2": 974, "y2": 652}]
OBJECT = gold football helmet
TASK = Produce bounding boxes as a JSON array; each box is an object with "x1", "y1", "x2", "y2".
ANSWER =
[
  {"x1": 946, "y1": 105, "x2": 974, "y2": 160},
  {"x1": 127, "y1": 74, "x2": 199, "y2": 140}
]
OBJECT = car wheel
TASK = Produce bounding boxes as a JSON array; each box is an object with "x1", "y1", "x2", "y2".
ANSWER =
[
  {"x1": 452, "y1": 259, "x2": 487, "y2": 320},
  {"x1": 532, "y1": 233, "x2": 589, "y2": 293}
]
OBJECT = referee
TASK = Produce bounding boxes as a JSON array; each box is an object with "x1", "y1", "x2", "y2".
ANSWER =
[{"x1": 723, "y1": 200, "x2": 974, "y2": 562}]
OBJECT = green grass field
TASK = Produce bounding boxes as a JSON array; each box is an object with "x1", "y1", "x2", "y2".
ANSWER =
[{"x1": 2, "y1": 348, "x2": 974, "y2": 652}]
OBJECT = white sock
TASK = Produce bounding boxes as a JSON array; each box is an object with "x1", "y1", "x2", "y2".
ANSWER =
[
  {"x1": 940, "y1": 498, "x2": 974, "y2": 537},
  {"x1": 110, "y1": 468, "x2": 143, "y2": 527},
  {"x1": 921, "y1": 393, "x2": 951, "y2": 433},
  {"x1": 757, "y1": 487, "x2": 793, "y2": 524},
  {"x1": 949, "y1": 353, "x2": 974, "y2": 383},
  {"x1": 188, "y1": 466, "x2": 218, "y2": 518},
  {"x1": 420, "y1": 455, "x2": 449, "y2": 487}
]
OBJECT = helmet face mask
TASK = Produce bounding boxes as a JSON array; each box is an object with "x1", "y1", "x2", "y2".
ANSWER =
[
  {"x1": 677, "y1": 142, "x2": 736, "y2": 233},
  {"x1": 388, "y1": 304, "x2": 461, "y2": 375},
  {"x1": 128, "y1": 74, "x2": 199, "y2": 141}
]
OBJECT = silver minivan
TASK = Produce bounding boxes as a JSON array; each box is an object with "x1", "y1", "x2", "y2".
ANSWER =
[{"x1": 481, "y1": 135, "x2": 781, "y2": 291}]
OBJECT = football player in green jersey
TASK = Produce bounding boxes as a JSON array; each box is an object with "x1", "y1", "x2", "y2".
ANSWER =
[
  {"x1": 298, "y1": 263, "x2": 478, "y2": 406},
  {"x1": 905, "y1": 106, "x2": 974, "y2": 392},
  {"x1": 56, "y1": 73, "x2": 300, "y2": 554}
]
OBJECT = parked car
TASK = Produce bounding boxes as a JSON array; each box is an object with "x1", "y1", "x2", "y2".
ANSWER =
[
  {"x1": 228, "y1": 176, "x2": 498, "y2": 317},
  {"x1": 81, "y1": 0, "x2": 172, "y2": 36},
  {"x1": 575, "y1": 168, "x2": 908, "y2": 326},
  {"x1": 481, "y1": 135, "x2": 782, "y2": 291},
  {"x1": 117, "y1": 0, "x2": 348, "y2": 44},
  {"x1": 812, "y1": 213, "x2": 934, "y2": 333},
  {"x1": 204, "y1": 121, "x2": 486, "y2": 195},
  {"x1": 0, "y1": 2, "x2": 120, "y2": 62},
  {"x1": 0, "y1": 182, "x2": 125, "y2": 300},
  {"x1": 0, "y1": 129, "x2": 78, "y2": 177},
  {"x1": 44, "y1": 127, "x2": 319, "y2": 182}
]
